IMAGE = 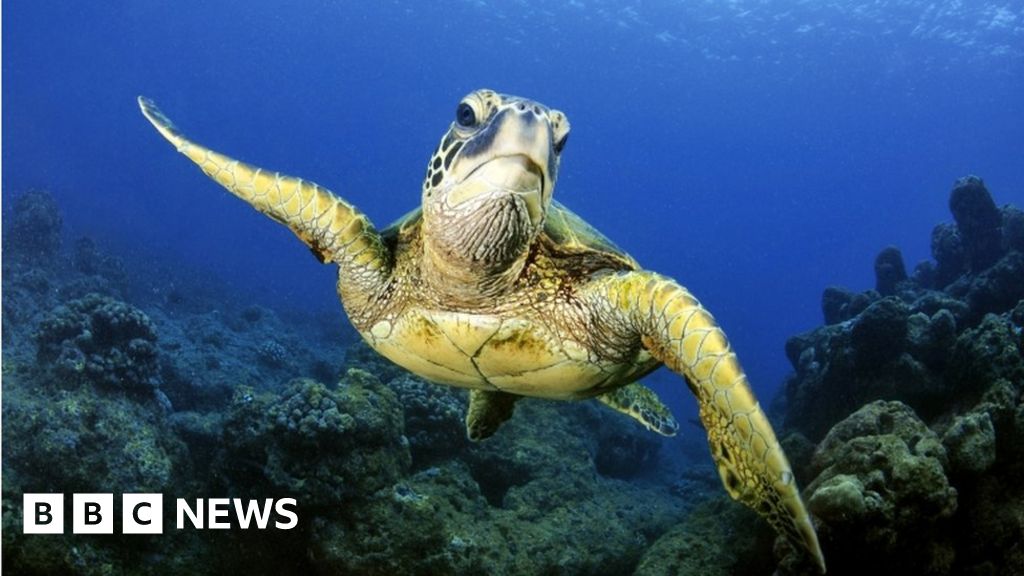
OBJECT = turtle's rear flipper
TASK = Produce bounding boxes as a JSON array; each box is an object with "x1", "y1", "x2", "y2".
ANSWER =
[
  {"x1": 466, "y1": 389, "x2": 520, "y2": 441},
  {"x1": 596, "y1": 382, "x2": 679, "y2": 436},
  {"x1": 137, "y1": 97, "x2": 390, "y2": 283}
]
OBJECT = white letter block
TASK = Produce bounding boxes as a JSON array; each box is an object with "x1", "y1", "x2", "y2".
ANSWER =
[
  {"x1": 23, "y1": 494, "x2": 63, "y2": 534},
  {"x1": 123, "y1": 494, "x2": 163, "y2": 534},
  {"x1": 73, "y1": 493, "x2": 114, "y2": 534}
]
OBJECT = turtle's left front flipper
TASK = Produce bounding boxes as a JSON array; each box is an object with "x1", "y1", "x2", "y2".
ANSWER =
[
  {"x1": 137, "y1": 97, "x2": 390, "y2": 286},
  {"x1": 585, "y1": 271, "x2": 825, "y2": 573}
]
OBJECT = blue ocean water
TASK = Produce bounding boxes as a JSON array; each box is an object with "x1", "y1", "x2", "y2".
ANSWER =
[{"x1": 4, "y1": 0, "x2": 1023, "y2": 414}]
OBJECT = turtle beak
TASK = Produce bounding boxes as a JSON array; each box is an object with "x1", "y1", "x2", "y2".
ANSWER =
[
  {"x1": 521, "y1": 189, "x2": 543, "y2": 228},
  {"x1": 448, "y1": 154, "x2": 544, "y2": 221}
]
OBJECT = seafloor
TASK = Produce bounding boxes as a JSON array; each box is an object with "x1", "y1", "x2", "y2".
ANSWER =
[{"x1": 2, "y1": 175, "x2": 1022, "y2": 575}]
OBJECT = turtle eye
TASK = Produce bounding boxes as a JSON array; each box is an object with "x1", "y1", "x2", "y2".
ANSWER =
[
  {"x1": 456, "y1": 102, "x2": 477, "y2": 128},
  {"x1": 553, "y1": 134, "x2": 569, "y2": 155}
]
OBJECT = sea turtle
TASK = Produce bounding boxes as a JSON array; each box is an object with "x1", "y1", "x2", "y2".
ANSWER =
[{"x1": 138, "y1": 89, "x2": 825, "y2": 571}]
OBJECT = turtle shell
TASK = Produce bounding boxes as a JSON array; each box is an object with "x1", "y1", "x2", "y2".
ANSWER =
[{"x1": 541, "y1": 200, "x2": 640, "y2": 271}]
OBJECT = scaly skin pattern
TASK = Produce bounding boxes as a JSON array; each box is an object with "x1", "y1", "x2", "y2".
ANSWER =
[
  {"x1": 137, "y1": 97, "x2": 391, "y2": 327},
  {"x1": 584, "y1": 270, "x2": 825, "y2": 571},
  {"x1": 596, "y1": 383, "x2": 680, "y2": 436},
  {"x1": 362, "y1": 225, "x2": 662, "y2": 398}
]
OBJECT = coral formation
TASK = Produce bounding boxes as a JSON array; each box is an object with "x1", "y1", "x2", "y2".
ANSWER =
[
  {"x1": 35, "y1": 293, "x2": 162, "y2": 394},
  {"x1": 786, "y1": 178, "x2": 1023, "y2": 440},
  {"x1": 388, "y1": 373, "x2": 469, "y2": 467},
  {"x1": 800, "y1": 401, "x2": 958, "y2": 575},
  {"x1": 218, "y1": 370, "x2": 410, "y2": 507},
  {"x1": 949, "y1": 175, "x2": 1003, "y2": 272},
  {"x1": 873, "y1": 245, "x2": 908, "y2": 296},
  {"x1": 309, "y1": 400, "x2": 686, "y2": 576},
  {"x1": 774, "y1": 176, "x2": 1024, "y2": 575}
]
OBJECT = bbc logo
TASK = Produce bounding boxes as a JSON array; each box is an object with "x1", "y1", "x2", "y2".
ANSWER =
[{"x1": 24, "y1": 493, "x2": 163, "y2": 534}]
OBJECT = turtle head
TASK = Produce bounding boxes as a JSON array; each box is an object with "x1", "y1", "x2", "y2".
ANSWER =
[{"x1": 421, "y1": 90, "x2": 570, "y2": 287}]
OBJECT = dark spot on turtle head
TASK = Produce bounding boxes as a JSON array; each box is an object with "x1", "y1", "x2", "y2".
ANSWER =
[
  {"x1": 431, "y1": 171, "x2": 443, "y2": 188},
  {"x1": 443, "y1": 141, "x2": 464, "y2": 170},
  {"x1": 441, "y1": 132, "x2": 455, "y2": 151},
  {"x1": 432, "y1": 156, "x2": 442, "y2": 170}
]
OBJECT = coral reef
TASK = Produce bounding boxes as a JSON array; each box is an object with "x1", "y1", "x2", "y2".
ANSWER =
[
  {"x1": 309, "y1": 399, "x2": 687, "y2": 576},
  {"x1": 633, "y1": 498, "x2": 767, "y2": 576},
  {"x1": 802, "y1": 401, "x2": 957, "y2": 575},
  {"x1": 388, "y1": 373, "x2": 469, "y2": 468},
  {"x1": 873, "y1": 245, "x2": 908, "y2": 296},
  {"x1": 949, "y1": 175, "x2": 1003, "y2": 272},
  {"x1": 217, "y1": 370, "x2": 410, "y2": 508},
  {"x1": 35, "y1": 293, "x2": 162, "y2": 394},
  {"x1": 772, "y1": 176, "x2": 1024, "y2": 575},
  {"x1": 786, "y1": 177, "x2": 1022, "y2": 441}
]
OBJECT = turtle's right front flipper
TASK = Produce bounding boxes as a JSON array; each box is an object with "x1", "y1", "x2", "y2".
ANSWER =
[
  {"x1": 585, "y1": 271, "x2": 825, "y2": 573},
  {"x1": 137, "y1": 97, "x2": 390, "y2": 284}
]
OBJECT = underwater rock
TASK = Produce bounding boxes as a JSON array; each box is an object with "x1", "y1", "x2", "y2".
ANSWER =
[
  {"x1": 963, "y1": 252, "x2": 1024, "y2": 322},
  {"x1": 947, "y1": 309, "x2": 1024, "y2": 401},
  {"x1": 1003, "y1": 205, "x2": 1024, "y2": 253},
  {"x1": 388, "y1": 374, "x2": 469, "y2": 468},
  {"x1": 593, "y1": 425, "x2": 661, "y2": 480},
  {"x1": 911, "y1": 260, "x2": 936, "y2": 290},
  {"x1": 218, "y1": 370, "x2": 410, "y2": 507},
  {"x1": 816, "y1": 286, "x2": 884, "y2": 328},
  {"x1": 804, "y1": 401, "x2": 957, "y2": 576},
  {"x1": 810, "y1": 400, "x2": 947, "y2": 468},
  {"x1": 2, "y1": 376, "x2": 184, "y2": 495},
  {"x1": 461, "y1": 400, "x2": 596, "y2": 506},
  {"x1": 954, "y1": 473, "x2": 1024, "y2": 576},
  {"x1": 821, "y1": 285, "x2": 855, "y2": 325},
  {"x1": 941, "y1": 410, "x2": 996, "y2": 475},
  {"x1": 873, "y1": 246, "x2": 908, "y2": 296},
  {"x1": 905, "y1": 309, "x2": 957, "y2": 371},
  {"x1": 784, "y1": 304, "x2": 947, "y2": 441},
  {"x1": 634, "y1": 499, "x2": 763, "y2": 576},
  {"x1": 850, "y1": 297, "x2": 909, "y2": 368},
  {"x1": 2, "y1": 340, "x2": 193, "y2": 575},
  {"x1": 908, "y1": 290, "x2": 969, "y2": 324},
  {"x1": 4, "y1": 189, "x2": 63, "y2": 263},
  {"x1": 931, "y1": 222, "x2": 967, "y2": 288},
  {"x1": 949, "y1": 175, "x2": 1004, "y2": 272},
  {"x1": 35, "y1": 293, "x2": 161, "y2": 394},
  {"x1": 776, "y1": 176, "x2": 1024, "y2": 575},
  {"x1": 311, "y1": 457, "x2": 684, "y2": 576},
  {"x1": 149, "y1": 304, "x2": 345, "y2": 412},
  {"x1": 71, "y1": 237, "x2": 128, "y2": 289}
]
